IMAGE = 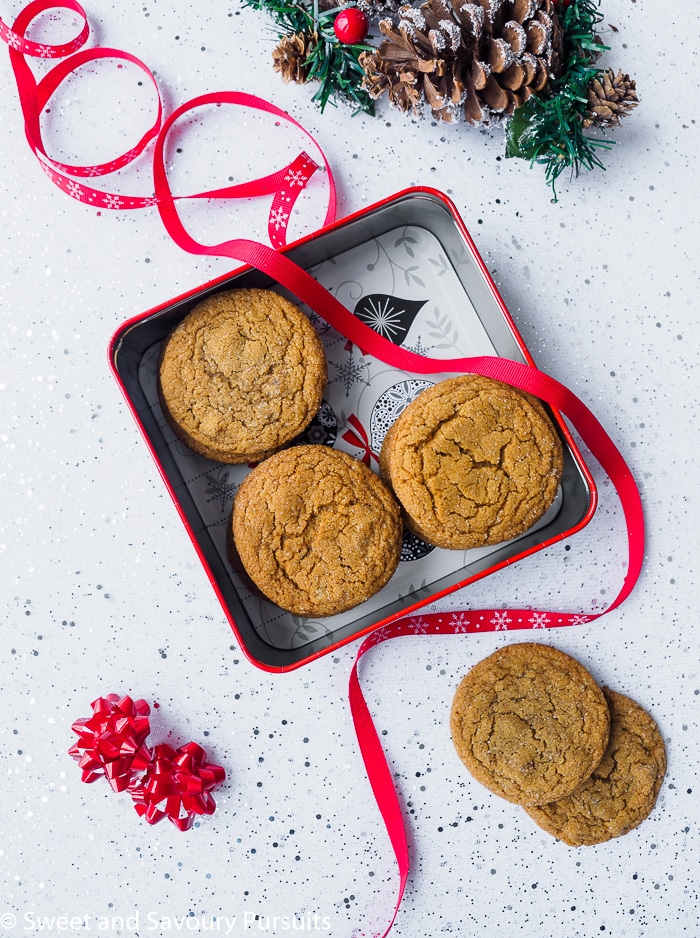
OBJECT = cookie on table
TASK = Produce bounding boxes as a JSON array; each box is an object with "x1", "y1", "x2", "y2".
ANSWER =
[
  {"x1": 232, "y1": 445, "x2": 403, "y2": 617},
  {"x1": 379, "y1": 374, "x2": 563, "y2": 550},
  {"x1": 450, "y1": 643, "x2": 610, "y2": 806},
  {"x1": 158, "y1": 288, "x2": 327, "y2": 464},
  {"x1": 524, "y1": 688, "x2": 666, "y2": 845}
]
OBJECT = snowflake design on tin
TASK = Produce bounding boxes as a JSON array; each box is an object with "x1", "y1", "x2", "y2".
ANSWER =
[
  {"x1": 102, "y1": 193, "x2": 124, "y2": 209},
  {"x1": 529, "y1": 612, "x2": 551, "y2": 628},
  {"x1": 404, "y1": 335, "x2": 435, "y2": 357},
  {"x1": 284, "y1": 169, "x2": 308, "y2": 187},
  {"x1": 66, "y1": 180, "x2": 83, "y2": 199},
  {"x1": 330, "y1": 352, "x2": 371, "y2": 398},
  {"x1": 306, "y1": 308, "x2": 332, "y2": 334},
  {"x1": 491, "y1": 611, "x2": 512, "y2": 630},
  {"x1": 204, "y1": 468, "x2": 238, "y2": 514},
  {"x1": 269, "y1": 207, "x2": 289, "y2": 231},
  {"x1": 449, "y1": 612, "x2": 471, "y2": 633}
]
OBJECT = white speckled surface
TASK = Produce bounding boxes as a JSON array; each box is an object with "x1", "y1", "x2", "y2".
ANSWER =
[{"x1": 1, "y1": 1, "x2": 699, "y2": 935}]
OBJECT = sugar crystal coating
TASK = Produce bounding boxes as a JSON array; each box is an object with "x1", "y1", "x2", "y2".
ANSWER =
[
  {"x1": 158, "y1": 288, "x2": 327, "y2": 463},
  {"x1": 232, "y1": 445, "x2": 403, "y2": 617},
  {"x1": 450, "y1": 642, "x2": 610, "y2": 806}
]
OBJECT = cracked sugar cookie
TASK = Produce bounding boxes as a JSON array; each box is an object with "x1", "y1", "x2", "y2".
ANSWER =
[
  {"x1": 232, "y1": 445, "x2": 403, "y2": 617},
  {"x1": 158, "y1": 288, "x2": 327, "y2": 464},
  {"x1": 378, "y1": 375, "x2": 563, "y2": 550},
  {"x1": 524, "y1": 688, "x2": 666, "y2": 845},
  {"x1": 450, "y1": 643, "x2": 610, "y2": 806}
]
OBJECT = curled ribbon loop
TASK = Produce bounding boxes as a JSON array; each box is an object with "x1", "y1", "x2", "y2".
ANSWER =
[
  {"x1": 68, "y1": 694, "x2": 152, "y2": 792},
  {"x1": 1, "y1": 0, "x2": 335, "y2": 239},
  {"x1": 1, "y1": 0, "x2": 88, "y2": 58},
  {"x1": 128, "y1": 742, "x2": 226, "y2": 832}
]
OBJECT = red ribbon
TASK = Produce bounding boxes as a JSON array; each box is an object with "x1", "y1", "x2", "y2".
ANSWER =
[
  {"x1": 129, "y1": 742, "x2": 226, "y2": 832},
  {"x1": 68, "y1": 694, "x2": 152, "y2": 792},
  {"x1": 4, "y1": 6, "x2": 644, "y2": 932},
  {"x1": 1, "y1": 0, "x2": 334, "y2": 241}
]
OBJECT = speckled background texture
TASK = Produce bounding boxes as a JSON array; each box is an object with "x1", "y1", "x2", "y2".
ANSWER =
[{"x1": 1, "y1": 0, "x2": 698, "y2": 935}]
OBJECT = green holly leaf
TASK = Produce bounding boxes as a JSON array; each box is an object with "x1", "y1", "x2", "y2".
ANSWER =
[{"x1": 504, "y1": 99, "x2": 539, "y2": 161}]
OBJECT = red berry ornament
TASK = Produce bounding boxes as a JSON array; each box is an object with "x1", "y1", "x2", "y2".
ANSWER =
[{"x1": 333, "y1": 8, "x2": 369, "y2": 45}]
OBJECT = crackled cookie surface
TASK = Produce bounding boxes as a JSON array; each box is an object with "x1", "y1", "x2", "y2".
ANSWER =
[
  {"x1": 232, "y1": 445, "x2": 403, "y2": 617},
  {"x1": 450, "y1": 643, "x2": 610, "y2": 806},
  {"x1": 158, "y1": 288, "x2": 326, "y2": 463},
  {"x1": 524, "y1": 688, "x2": 666, "y2": 845},
  {"x1": 379, "y1": 374, "x2": 563, "y2": 550}
]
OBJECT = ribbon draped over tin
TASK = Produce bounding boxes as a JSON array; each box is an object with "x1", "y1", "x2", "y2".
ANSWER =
[{"x1": 4, "y1": 4, "x2": 644, "y2": 934}]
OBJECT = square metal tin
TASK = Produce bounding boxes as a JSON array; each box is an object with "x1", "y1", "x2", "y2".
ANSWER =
[{"x1": 109, "y1": 187, "x2": 596, "y2": 671}]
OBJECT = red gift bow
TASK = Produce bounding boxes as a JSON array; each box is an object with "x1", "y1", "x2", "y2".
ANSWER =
[
  {"x1": 69, "y1": 696, "x2": 226, "y2": 829},
  {"x1": 68, "y1": 694, "x2": 152, "y2": 792},
  {"x1": 128, "y1": 742, "x2": 226, "y2": 832},
  {"x1": 4, "y1": 6, "x2": 645, "y2": 933}
]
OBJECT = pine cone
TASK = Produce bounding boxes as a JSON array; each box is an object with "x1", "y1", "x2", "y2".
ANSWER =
[
  {"x1": 360, "y1": 4, "x2": 468, "y2": 121},
  {"x1": 272, "y1": 31, "x2": 316, "y2": 84},
  {"x1": 361, "y1": 0, "x2": 564, "y2": 124},
  {"x1": 582, "y1": 69, "x2": 638, "y2": 129}
]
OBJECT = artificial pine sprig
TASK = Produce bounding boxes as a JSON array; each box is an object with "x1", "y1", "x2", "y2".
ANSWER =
[
  {"x1": 505, "y1": 0, "x2": 622, "y2": 198},
  {"x1": 244, "y1": 0, "x2": 374, "y2": 113},
  {"x1": 305, "y1": 11, "x2": 374, "y2": 112}
]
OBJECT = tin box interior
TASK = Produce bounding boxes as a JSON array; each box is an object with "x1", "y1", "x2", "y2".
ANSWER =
[{"x1": 110, "y1": 189, "x2": 595, "y2": 670}]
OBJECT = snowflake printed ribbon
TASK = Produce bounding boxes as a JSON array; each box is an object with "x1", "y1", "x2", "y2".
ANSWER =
[{"x1": 0, "y1": 0, "x2": 335, "y2": 245}]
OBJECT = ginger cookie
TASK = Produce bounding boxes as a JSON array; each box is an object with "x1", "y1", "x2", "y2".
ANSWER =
[
  {"x1": 379, "y1": 375, "x2": 563, "y2": 550},
  {"x1": 231, "y1": 445, "x2": 403, "y2": 617},
  {"x1": 158, "y1": 288, "x2": 327, "y2": 464},
  {"x1": 524, "y1": 688, "x2": 666, "y2": 845},
  {"x1": 450, "y1": 643, "x2": 610, "y2": 806}
]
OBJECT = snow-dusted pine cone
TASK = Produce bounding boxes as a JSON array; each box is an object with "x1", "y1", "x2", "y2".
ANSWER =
[{"x1": 360, "y1": 0, "x2": 564, "y2": 123}]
